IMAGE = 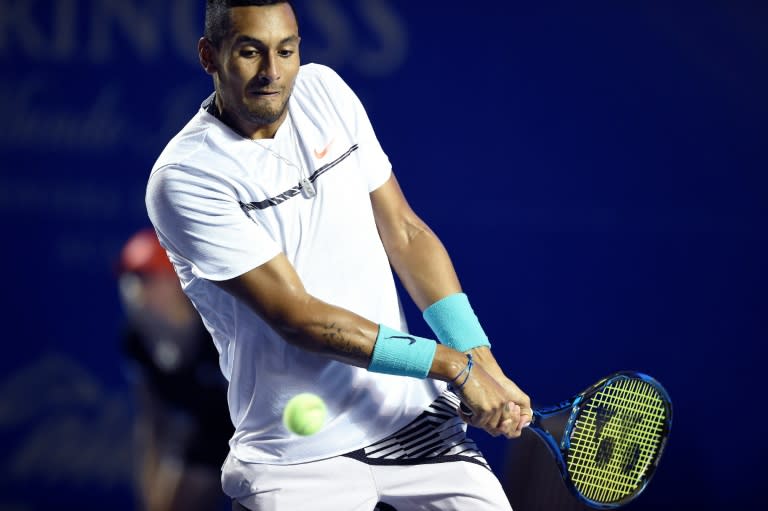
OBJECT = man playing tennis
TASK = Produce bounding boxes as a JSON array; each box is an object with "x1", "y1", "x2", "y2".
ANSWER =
[{"x1": 146, "y1": 1, "x2": 531, "y2": 509}]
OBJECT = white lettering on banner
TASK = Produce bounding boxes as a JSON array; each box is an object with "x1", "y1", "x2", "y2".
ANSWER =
[
  {"x1": 88, "y1": 0, "x2": 161, "y2": 62},
  {"x1": 52, "y1": 0, "x2": 76, "y2": 58},
  {"x1": 304, "y1": 0, "x2": 407, "y2": 76},
  {"x1": 170, "y1": 0, "x2": 203, "y2": 66},
  {"x1": 0, "y1": 0, "x2": 47, "y2": 56},
  {"x1": 0, "y1": 0, "x2": 409, "y2": 152},
  {"x1": 0, "y1": 0, "x2": 409, "y2": 73},
  {"x1": 0, "y1": 77, "x2": 125, "y2": 148},
  {"x1": 356, "y1": 0, "x2": 408, "y2": 75},
  {"x1": 0, "y1": 76, "x2": 206, "y2": 152},
  {"x1": 0, "y1": 0, "x2": 197, "y2": 63}
]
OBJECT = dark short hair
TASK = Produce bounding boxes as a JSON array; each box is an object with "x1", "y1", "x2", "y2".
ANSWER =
[{"x1": 205, "y1": 0, "x2": 297, "y2": 48}]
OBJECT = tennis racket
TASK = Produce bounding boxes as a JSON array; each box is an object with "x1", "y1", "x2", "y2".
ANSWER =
[{"x1": 462, "y1": 371, "x2": 672, "y2": 508}]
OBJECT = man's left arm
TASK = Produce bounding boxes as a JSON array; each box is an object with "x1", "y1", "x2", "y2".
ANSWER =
[
  {"x1": 369, "y1": 173, "x2": 460, "y2": 310},
  {"x1": 370, "y1": 173, "x2": 531, "y2": 431}
]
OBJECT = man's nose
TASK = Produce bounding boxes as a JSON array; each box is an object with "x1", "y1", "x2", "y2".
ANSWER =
[{"x1": 258, "y1": 54, "x2": 280, "y2": 84}]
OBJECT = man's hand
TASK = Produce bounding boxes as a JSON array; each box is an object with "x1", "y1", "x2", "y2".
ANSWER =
[
  {"x1": 452, "y1": 362, "x2": 521, "y2": 438},
  {"x1": 462, "y1": 347, "x2": 532, "y2": 437}
]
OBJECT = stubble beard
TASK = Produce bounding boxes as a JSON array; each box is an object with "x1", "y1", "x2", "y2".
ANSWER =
[{"x1": 238, "y1": 83, "x2": 294, "y2": 127}]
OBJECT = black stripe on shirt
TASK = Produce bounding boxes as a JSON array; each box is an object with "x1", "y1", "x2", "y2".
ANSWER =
[{"x1": 239, "y1": 144, "x2": 359, "y2": 212}]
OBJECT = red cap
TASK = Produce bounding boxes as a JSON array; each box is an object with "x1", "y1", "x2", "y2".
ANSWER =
[{"x1": 118, "y1": 228, "x2": 175, "y2": 275}]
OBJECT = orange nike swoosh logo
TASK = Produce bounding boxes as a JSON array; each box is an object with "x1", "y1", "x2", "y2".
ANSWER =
[{"x1": 313, "y1": 138, "x2": 335, "y2": 159}]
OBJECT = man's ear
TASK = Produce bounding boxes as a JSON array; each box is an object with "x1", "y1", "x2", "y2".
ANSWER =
[{"x1": 198, "y1": 37, "x2": 218, "y2": 75}]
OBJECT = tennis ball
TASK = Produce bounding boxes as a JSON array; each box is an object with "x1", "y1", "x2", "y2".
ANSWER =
[{"x1": 283, "y1": 393, "x2": 327, "y2": 436}]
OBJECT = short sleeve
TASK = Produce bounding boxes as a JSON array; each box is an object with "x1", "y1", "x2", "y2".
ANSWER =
[
  {"x1": 146, "y1": 164, "x2": 281, "y2": 281},
  {"x1": 314, "y1": 65, "x2": 392, "y2": 192}
]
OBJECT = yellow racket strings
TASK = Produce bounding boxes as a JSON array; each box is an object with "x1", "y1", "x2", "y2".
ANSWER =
[{"x1": 566, "y1": 378, "x2": 667, "y2": 504}]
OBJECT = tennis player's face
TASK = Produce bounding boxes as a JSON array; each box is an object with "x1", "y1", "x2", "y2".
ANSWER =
[{"x1": 209, "y1": 4, "x2": 300, "y2": 138}]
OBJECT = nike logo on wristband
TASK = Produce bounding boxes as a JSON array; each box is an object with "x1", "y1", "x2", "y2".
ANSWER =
[{"x1": 387, "y1": 335, "x2": 417, "y2": 345}]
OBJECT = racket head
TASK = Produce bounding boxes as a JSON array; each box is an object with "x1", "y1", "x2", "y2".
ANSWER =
[{"x1": 554, "y1": 371, "x2": 673, "y2": 508}]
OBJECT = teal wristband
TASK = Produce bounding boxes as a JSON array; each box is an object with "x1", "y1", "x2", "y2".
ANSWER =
[
  {"x1": 422, "y1": 293, "x2": 491, "y2": 352},
  {"x1": 368, "y1": 325, "x2": 437, "y2": 379}
]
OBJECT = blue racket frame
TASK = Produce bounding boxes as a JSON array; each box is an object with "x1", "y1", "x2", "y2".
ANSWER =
[{"x1": 527, "y1": 371, "x2": 673, "y2": 509}]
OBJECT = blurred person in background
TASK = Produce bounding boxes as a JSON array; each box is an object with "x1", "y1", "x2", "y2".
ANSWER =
[{"x1": 117, "y1": 228, "x2": 233, "y2": 511}]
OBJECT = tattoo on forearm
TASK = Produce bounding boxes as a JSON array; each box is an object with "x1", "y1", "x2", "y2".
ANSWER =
[{"x1": 321, "y1": 322, "x2": 368, "y2": 359}]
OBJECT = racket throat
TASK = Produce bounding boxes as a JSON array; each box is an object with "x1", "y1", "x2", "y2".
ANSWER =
[{"x1": 534, "y1": 413, "x2": 569, "y2": 448}]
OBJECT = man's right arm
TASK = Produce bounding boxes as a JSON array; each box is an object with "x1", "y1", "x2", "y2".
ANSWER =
[
  {"x1": 214, "y1": 252, "x2": 378, "y2": 366},
  {"x1": 213, "y1": 253, "x2": 523, "y2": 437}
]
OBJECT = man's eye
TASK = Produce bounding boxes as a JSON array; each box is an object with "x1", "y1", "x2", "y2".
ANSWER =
[
  {"x1": 240, "y1": 49, "x2": 260, "y2": 58},
  {"x1": 278, "y1": 50, "x2": 295, "y2": 57}
]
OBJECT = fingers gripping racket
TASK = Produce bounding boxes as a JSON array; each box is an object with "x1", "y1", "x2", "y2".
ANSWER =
[{"x1": 463, "y1": 371, "x2": 672, "y2": 508}]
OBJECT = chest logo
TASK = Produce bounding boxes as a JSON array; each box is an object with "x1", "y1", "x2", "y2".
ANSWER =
[{"x1": 313, "y1": 137, "x2": 335, "y2": 159}]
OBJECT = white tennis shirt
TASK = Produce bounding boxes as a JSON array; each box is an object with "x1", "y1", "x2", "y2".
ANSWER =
[{"x1": 146, "y1": 64, "x2": 444, "y2": 464}]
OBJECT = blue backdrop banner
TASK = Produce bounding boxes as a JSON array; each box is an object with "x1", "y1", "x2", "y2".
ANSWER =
[{"x1": 1, "y1": 2, "x2": 765, "y2": 510}]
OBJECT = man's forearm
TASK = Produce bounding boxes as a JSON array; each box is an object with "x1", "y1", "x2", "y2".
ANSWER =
[
  {"x1": 268, "y1": 294, "x2": 379, "y2": 367},
  {"x1": 386, "y1": 220, "x2": 462, "y2": 311},
  {"x1": 254, "y1": 292, "x2": 468, "y2": 383}
]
